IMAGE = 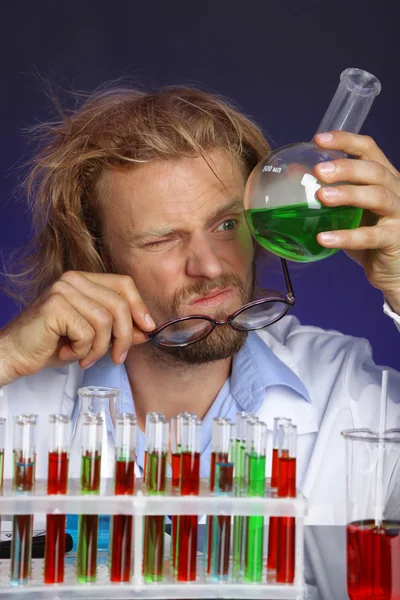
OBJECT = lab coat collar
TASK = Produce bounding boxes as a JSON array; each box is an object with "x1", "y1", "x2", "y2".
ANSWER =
[
  {"x1": 231, "y1": 331, "x2": 311, "y2": 412},
  {"x1": 254, "y1": 328, "x2": 319, "y2": 435}
]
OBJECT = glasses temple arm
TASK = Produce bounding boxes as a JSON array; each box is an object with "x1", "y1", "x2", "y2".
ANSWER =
[{"x1": 281, "y1": 258, "x2": 295, "y2": 300}]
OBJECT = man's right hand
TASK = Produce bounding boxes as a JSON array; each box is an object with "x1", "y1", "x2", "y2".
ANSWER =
[{"x1": 0, "y1": 271, "x2": 156, "y2": 387}]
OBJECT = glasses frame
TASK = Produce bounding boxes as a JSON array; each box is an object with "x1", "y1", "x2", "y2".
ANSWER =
[{"x1": 147, "y1": 258, "x2": 295, "y2": 349}]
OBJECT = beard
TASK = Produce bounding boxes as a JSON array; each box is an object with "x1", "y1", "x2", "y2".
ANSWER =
[
  {"x1": 150, "y1": 270, "x2": 253, "y2": 366},
  {"x1": 108, "y1": 255, "x2": 254, "y2": 366}
]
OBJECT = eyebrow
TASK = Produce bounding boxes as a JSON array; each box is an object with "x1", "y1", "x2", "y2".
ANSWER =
[{"x1": 128, "y1": 197, "x2": 244, "y2": 243}]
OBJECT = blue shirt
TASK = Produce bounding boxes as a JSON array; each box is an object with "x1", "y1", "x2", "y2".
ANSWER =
[{"x1": 81, "y1": 331, "x2": 310, "y2": 477}]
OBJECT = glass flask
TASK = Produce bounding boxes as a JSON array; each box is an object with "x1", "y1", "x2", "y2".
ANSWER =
[
  {"x1": 243, "y1": 68, "x2": 381, "y2": 262},
  {"x1": 67, "y1": 386, "x2": 120, "y2": 551}
]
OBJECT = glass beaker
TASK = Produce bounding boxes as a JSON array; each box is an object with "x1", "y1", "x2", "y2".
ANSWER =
[
  {"x1": 342, "y1": 429, "x2": 400, "y2": 600},
  {"x1": 243, "y1": 68, "x2": 381, "y2": 262}
]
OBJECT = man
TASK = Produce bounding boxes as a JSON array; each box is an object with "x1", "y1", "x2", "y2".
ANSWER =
[{"x1": 0, "y1": 86, "x2": 399, "y2": 524}]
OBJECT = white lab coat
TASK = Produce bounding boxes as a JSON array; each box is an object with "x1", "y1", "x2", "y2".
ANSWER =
[{"x1": 1, "y1": 312, "x2": 399, "y2": 526}]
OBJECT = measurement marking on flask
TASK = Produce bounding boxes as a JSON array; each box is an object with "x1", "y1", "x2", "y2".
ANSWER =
[{"x1": 262, "y1": 165, "x2": 282, "y2": 173}]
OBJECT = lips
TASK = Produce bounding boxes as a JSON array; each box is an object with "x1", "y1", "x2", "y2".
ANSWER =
[{"x1": 189, "y1": 289, "x2": 233, "y2": 306}]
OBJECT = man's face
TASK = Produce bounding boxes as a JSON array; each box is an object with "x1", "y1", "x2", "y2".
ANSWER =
[{"x1": 103, "y1": 149, "x2": 255, "y2": 364}]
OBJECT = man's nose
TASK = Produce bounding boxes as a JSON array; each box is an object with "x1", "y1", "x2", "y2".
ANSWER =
[{"x1": 185, "y1": 234, "x2": 224, "y2": 280}]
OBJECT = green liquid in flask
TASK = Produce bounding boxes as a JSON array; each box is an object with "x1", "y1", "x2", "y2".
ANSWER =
[{"x1": 245, "y1": 204, "x2": 362, "y2": 262}]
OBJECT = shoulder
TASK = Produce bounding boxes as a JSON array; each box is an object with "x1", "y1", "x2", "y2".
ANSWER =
[
  {"x1": 256, "y1": 314, "x2": 371, "y2": 371},
  {"x1": 2, "y1": 362, "x2": 84, "y2": 415},
  {"x1": 255, "y1": 315, "x2": 379, "y2": 404}
]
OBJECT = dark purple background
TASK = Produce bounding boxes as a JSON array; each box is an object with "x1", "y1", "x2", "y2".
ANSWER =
[{"x1": 1, "y1": 0, "x2": 399, "y2": 368}]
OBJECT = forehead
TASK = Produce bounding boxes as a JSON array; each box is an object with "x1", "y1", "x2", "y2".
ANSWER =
[{"x1": 102, "y1": 149, "x2": 246, "y2": 231}]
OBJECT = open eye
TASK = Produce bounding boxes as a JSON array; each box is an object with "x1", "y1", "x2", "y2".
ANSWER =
[{"x1": 215, "y1": 219, "x2": 238, "y2": 232}]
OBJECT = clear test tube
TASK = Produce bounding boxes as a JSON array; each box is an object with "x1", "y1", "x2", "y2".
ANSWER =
[
  {"x1": 77, "y1": 413, "x2": 103, "y2": 584},
  {"x1": 208, "y1": 418, "x2": 234, "y2": 581},
  {"x1": 276, "y1": 423, "x2": 297, "y2": 584},
  {"x1": 170, "y1": 412, "x2": 197, "y2": 570},
  {"x1": 267, "y1": 417, "x2": 292, "y2": 575},
  {"x1": 0, "y1": 418, "x2": 5, "y2": 490},
  {"x1": 270, "y1": 418, "x2": 292, "y2": 489},
  {"x1": 171, "y1": 411, "x2": 197, "y2": 470},
  {"x1": 234, "y1": 412, "x2": 259, "y2": 483},
  {"x1": 143, "y1": 412, "x2": 165, "y2": 483},
  {"x1": 44, "y1": 415, "x2": 71, "y2": 584},
  {"x1": 176, "y1": 417, "x2": 201, "y2": 582},
  {"x1": 244, "y1": 420, "x2": 268, "y2": 584},
  {"x1": 10, "y1": 414, "x2": 37, "y2": 586},
  {"x1": 110, "y1": 413, "x2": 137, "y2": 583},
  {"x1": 143, "y1": 414, "x2": 168, "y2": 583},
  {"x1": 233, "y1": 413, "x2": 258, "y2": 579}
]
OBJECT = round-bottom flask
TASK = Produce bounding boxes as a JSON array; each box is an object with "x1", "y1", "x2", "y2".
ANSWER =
[
  {"x1": 244, "y1": 142, "x2": 362, "y2": 262},
  {"x1": 244, "y1": 68, "x2": 381, "y2": 263}
]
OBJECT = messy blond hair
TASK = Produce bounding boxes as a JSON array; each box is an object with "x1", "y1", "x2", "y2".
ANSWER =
[{"x1": 6, "y1": 85, "x2": 270, "y2": 306}]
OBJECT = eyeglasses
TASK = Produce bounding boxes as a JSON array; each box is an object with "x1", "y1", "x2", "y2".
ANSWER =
[{"x1": 147, "y1": 259, "x2": 295, "y2": 348}]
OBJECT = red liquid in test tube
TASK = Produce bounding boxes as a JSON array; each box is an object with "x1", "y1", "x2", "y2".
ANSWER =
[
  {"x1": 177, "y1": 418, "x2": 201, "y2": 582},
  {"x1": 276, "y1": 423, "x2": 297, "y2": 584},
  {"x1": 110, "y1": 414, "x2": 136, "y2": 583},
  {"x1": 10, "y1": 415, "x2": 37, "y2": 586},
  {"x1": 170, "y1": 412, "x2": 197, "y2": 570},
  {"x1": 44, "y1": 416, "x2": 70, "y2": 585},
  {"x1": 267, "y1": 418, "x2": 291, "y2": 574}
]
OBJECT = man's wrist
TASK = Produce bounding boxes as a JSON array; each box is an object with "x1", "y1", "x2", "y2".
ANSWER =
[{"x1": 0, "y1": 329, "x2": 15, "y2": 388}]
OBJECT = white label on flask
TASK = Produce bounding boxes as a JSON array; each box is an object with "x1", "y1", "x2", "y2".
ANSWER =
[{"x1": 301, "y1": 173, "x2": 322, "y2": 210}]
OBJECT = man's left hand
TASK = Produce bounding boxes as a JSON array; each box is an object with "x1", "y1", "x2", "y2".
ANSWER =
[{"x1": 313, "y1": 131, "x2": 400, "y2": 314}]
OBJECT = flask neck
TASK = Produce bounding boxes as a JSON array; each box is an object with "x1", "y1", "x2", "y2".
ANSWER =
[{"x1": 314, "y1": 68, "x2": 381, "y2": 136}]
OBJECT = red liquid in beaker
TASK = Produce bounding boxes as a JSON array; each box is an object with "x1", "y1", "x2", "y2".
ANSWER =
[{"x1": 347, "y1": 520, "x2": 400, "y2": 600}]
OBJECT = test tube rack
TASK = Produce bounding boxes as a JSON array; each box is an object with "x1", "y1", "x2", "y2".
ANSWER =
[{"x1": 0, "y1": 478, "x2": 307, "y2": 599}]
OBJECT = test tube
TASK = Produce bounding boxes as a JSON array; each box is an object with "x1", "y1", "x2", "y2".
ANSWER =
[
  {"x1": 143, "y1": 412, "x2": 165, "y2": 483},
  {"x1": 170, "y1": 412, "x2": 197, "y2": 570},
  {"x1": 176, "y1": 417, "x2": 201, "y2": 582},
  {"x1": 0, "y1": 418, "x2": 6, "y2": 547},
  {"x1": 76, "y1": 413, "x2": 103, "y2": 583},
  {"x1": 0, "y1": 418, "x2": 5, "y2": 490},
  {"x1": 44, "y1": 414, "x2": 70, "y2": 584},
  {"x1": 244, "y1": 420, "x2": 267, "y2": 583},
  {"x1": 267, "y1": 417, "x2": 291, "y2": 575},
  {"x1": 143, "y1": 413, "x2": 168, "y2": 582},
  {"x1": 276, "y1": 423, "x2": 297, "y2": 584},
  {"x1": 207, "y1": 418, "x2": 234, "y2": 580},
  {"x1": 110, "y1": 413, "x2": 136, "y2": 582},
  {"x1": 10, "y1": 414, "x2": 37, "y2": 586},
  {"x1": 233, "y1": 413, "x2": 258, "y2": 578},
  {"x1": 234, "y1": 412, "x2": 255, "y2": 484},
  {"x1": 170, "y1": 412, "x2": 197, "y2": 489}
]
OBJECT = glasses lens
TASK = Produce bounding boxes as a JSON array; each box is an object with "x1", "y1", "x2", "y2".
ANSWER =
[
  {"x1": 154, "y1": 318, "x2": 214, "y2": 347},
  {"x1": 232, "y1": 301, "x2": 288, "y2": 330}
]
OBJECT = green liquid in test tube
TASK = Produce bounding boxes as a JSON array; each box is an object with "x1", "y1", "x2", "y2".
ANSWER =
[
  {"x1": 143, "y1": 414, "x2": 168, "y2": 583},
  {"x1": 244, "y1": 420, "x2": 267, "y2": 583},
  {"x1": 233, "y1": 413, "x2": 258, "y2": 578},
  {"x1": 76, "y1": 413, "x2": 102, "y2": 584}
]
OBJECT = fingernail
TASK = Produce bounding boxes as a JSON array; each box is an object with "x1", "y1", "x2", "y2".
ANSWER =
[
  {"x1": 119, "y1": 351, "x2": 128, "y2": 364},
  {"x1": 84, "y1": 359, "x2": 97, "y2": 370},
  {"x1": 144, "y1": 314, "x2": 156, "y2": 329},
  {"x1": 316, "y1": 133, "x2": 333, "y2": 142},
  {"x1": 319, "y1": 232, "x2": 339, "y2": 244},
  {"x1": 318, "y1": 162, "x2": 336, "y2": 174},
  {"x1": 322, "y1": 187, "x2": 339, "y2": 199}
]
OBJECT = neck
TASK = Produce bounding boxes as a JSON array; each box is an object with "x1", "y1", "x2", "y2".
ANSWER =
[{"x1": 125, "y1": 345, "x2": 231, "y2": 432}]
